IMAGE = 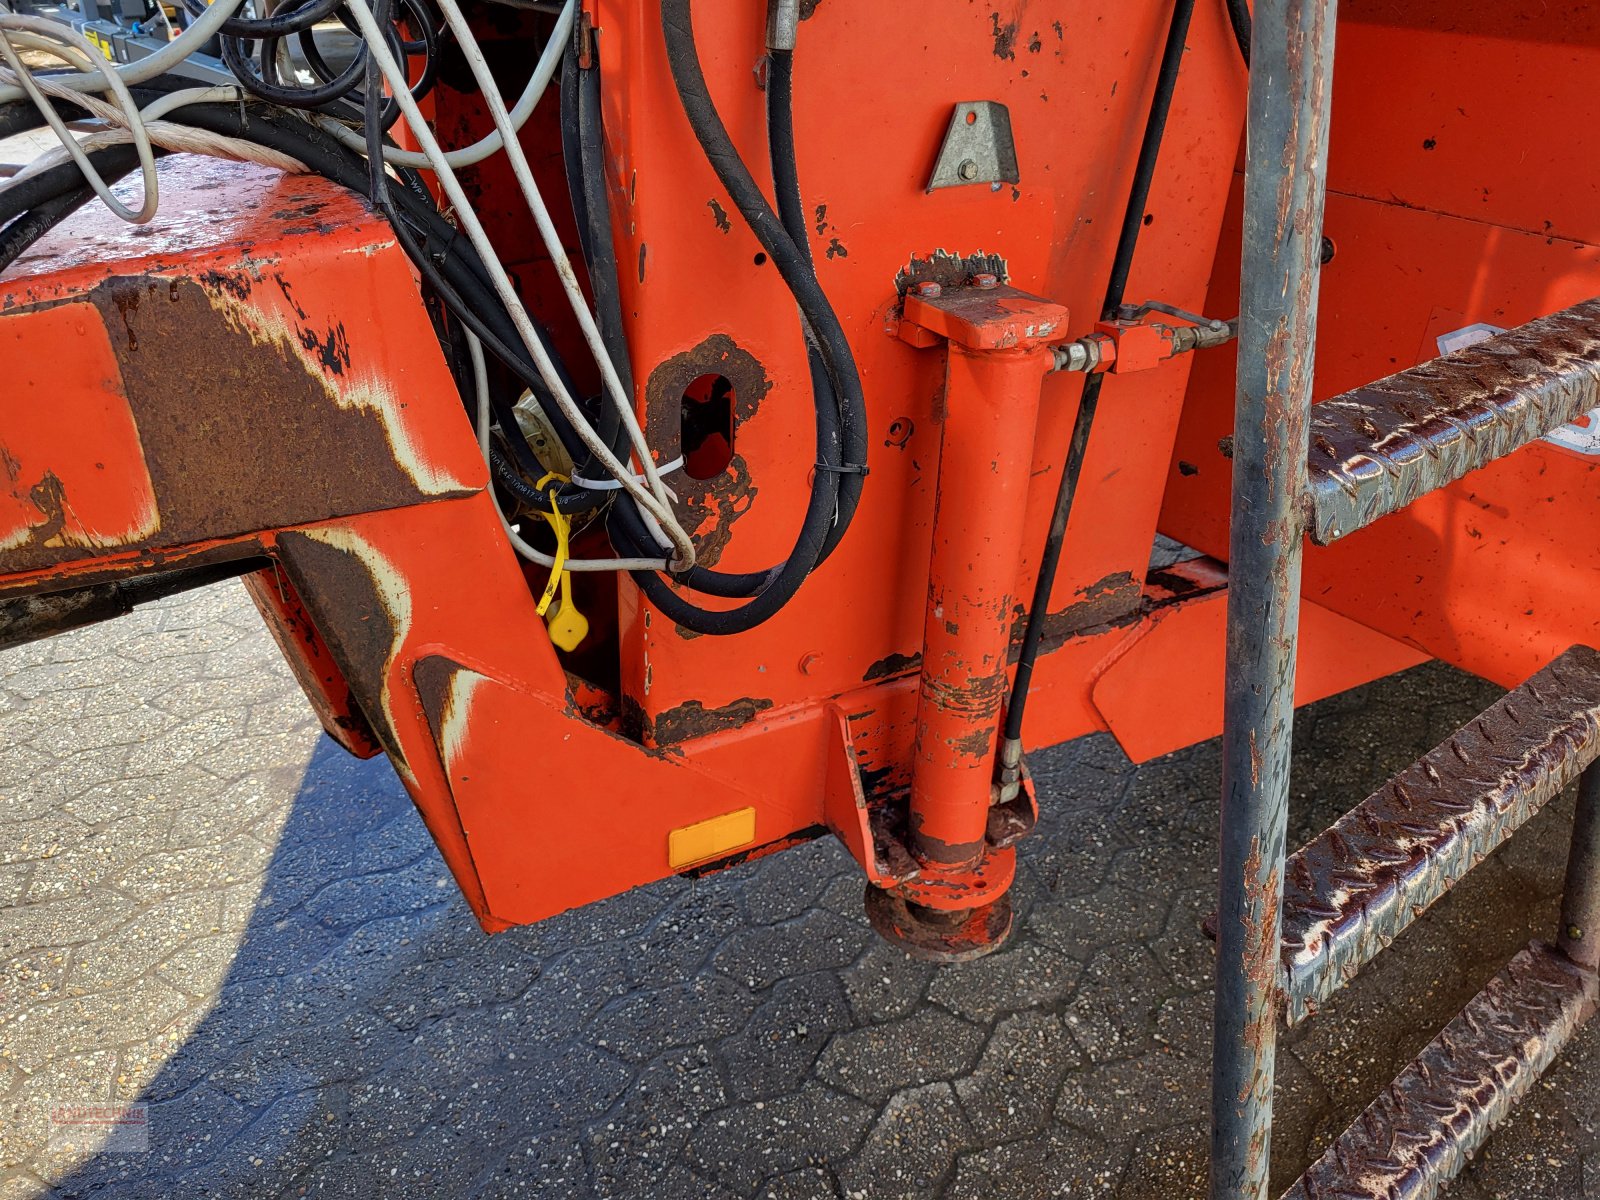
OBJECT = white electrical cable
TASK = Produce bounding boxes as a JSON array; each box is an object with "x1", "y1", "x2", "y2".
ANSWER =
[
  {"x1": 0, "y1": 0, "x2": 685, "y2": 573},
  {"x1": 8, "y1": 83, "x2": 303, "y2": 184},
  {"x1": 467, "y1": 331, "x2": 670, "y2": 572},
  {"x1": 0, "y1": 15, "x2": 159, "y2": 221},
  {"x1": 343, "y1": 0, "x2": 697, "y2": 570},
  {"x1": 0, "y1": 0, "x2": 246, "y2": 104},
  {"x1": 314, "y1": 0, "x2": 572, "y2": 170},
  {"x1": 429, "y1": 0, "x2": 682, "y2": 541}
]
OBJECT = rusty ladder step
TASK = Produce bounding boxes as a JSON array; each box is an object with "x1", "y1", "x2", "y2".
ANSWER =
[
  {"x1": 1280, "y1": 645, "x2": 1600, "y2": 1025},
  {"x1": 1305, "y1": 298, "x2": 1600, "y2": 546},
  {"x1": 1281, "y1": 941, "x2": 1599, "y2": 1200}
]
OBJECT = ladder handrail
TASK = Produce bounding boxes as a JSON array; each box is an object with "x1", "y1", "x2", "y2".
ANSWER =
[{"x1": 1211, "y1": 0, "x2": 1338, "y2": 1196}]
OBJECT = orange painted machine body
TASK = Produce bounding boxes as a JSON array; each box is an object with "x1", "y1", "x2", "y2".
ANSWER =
[{"x1": 3, "y1": 0, "x2": 1591, "y2": 935}]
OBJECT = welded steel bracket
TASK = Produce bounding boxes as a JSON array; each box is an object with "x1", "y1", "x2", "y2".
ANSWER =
[{"x1": 926, "y1": 101, "x2": 1020, "y2": 191}]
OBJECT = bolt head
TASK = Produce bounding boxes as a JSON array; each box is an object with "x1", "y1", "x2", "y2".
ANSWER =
[
  {"x1": 957, "y1": 159, "x2": 979, "y2": 181},
  {"x1": 799, "y1": 653, "x2": 823, "y2": 675},
  {"x1": 913, "y1": 281, "x2": 942, "y2": 299},
  {"x1": 972, "y1": 272, "x2": 998, "y2": 290}
]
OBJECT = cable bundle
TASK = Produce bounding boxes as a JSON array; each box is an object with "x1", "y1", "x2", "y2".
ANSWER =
[{"x1": 0, "y1": 0, "x2": 867, "y2": 635}]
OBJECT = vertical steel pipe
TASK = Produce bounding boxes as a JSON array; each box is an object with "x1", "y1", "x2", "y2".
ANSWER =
[
  {"x1": 1210, "y1": 1, "x2": 1337, "y2": 1197},
  {"x1": 1560, "y1": 765, "x2": 1600, "y2": 974}
]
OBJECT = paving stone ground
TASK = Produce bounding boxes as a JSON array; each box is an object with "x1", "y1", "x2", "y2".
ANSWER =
[{"x1": 1, "y1": 582, "x2": 1598, "y2": 1199}]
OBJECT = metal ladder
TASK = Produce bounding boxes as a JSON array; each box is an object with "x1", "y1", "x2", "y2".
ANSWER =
[{"x1": 1210, "y1": 2, "x2": 1600, "y2": 1198}]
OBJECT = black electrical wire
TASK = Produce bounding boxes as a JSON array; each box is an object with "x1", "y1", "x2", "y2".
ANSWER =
[
  {"x1": 557, "y1": 23, "x2": 631, "y2": 497},
  {"x1": 227, "y1": 11, "x2": 410, "y2": 116},
  {"x1": 1002, "y1": 0, "x2": 1197, "y2": 750},
  {"x1": 1226, "y1": 0, "x2": 1251, "y2": 64}
]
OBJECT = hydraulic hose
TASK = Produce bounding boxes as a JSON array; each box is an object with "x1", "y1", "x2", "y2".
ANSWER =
[
  {"x1": 1226, "y1": 0, "x2": 1250, "y2": 63},
  {"x1": 602, "y1": 0, "x2": 869, "y2": 634},
  {"x1": 1001, "y1": 0, "x2": 1198, "y2": 762}
]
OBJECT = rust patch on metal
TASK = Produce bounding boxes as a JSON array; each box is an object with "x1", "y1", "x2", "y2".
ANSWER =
[
  {"x1": 644, "y1": 335, "x2": 771, "y2": 567},
  {"x1": 243, "y1": 566, "x2": 381, "y2": 758},
  {"x1": 893, "y1": 250, "x2": 1008, "y2": 315},
  {"x1": 1, "y1": 274, "x2": 464, "y2": 576},
  {"x1": 412, "y1": 655, "x2": 466, "y2": 751},
  {"x1": 273, "y1": 530, "x2": 408, "y2": 771},
  {"x1": 564, "y1": 672, "x2": 619, "y2": 728},
  {"x1": 647, "y1": 695, "x2": 775, "y2": 747},
  {"x1": 864, "y1": 650, "x2": 922, "y2": 682},
  {"x1": 989, "y1": 11, "x2": 1019, "y2": 59},
  {"x1": 1007, "y1": 570, "x2": 1141, "y2": 652}
]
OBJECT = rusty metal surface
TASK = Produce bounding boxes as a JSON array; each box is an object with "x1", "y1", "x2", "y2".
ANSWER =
[
  {"x1": 1305, "y1": 298, "x2": 1600, "y2": 545},
  {"x1": 1282, "y1": 941, "x2": 1599, "y2": 1200},
  {"x1": 1560, "y1": 767, "x2": 1600, "y2": 972},
  {"x1": 1212, "y1": 0, "x2": 1337, "y2": 1193},
  {"x1": 0, "y1": 557, "x2": 269, "y2": 652},
  {"x1": 0, "y1": 159, "x2": 483, "y2": 586},
  {"x1": 1280, "y1": 644, "x2": 1600, "y2": 1025},
  {"x1": 641, "y1": 334, "x2": 770, "y2": 570}
]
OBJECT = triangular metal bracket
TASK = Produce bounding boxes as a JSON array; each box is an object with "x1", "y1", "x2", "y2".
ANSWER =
[{"x1": 926, "y1": 101, "x2": 1020, "y2": 192}]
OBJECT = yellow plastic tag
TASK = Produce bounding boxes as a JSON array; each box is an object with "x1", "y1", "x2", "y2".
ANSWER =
[{"x1": 532, "y1": 472, "x2": 586, "y2": 649}]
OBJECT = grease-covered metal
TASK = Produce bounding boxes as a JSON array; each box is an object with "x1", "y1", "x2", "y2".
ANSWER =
[
  {"x1": 1210, "y1": 0, "x2": 1336, "y2": 1195},
  {"x1": 1306, "y1": 298, "x2": 1600, "y2": 544},
  {"x1": 1280, "y1": 645, "x2": 1600, "y2": 1024},
  {"x1": 1282, "y1": 942, "x2": 1599, "y2": 1200}
]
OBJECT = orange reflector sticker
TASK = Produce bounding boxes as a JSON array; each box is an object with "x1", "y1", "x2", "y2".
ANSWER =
[{"x1": 668, "y1": 808, "x2": 756, "y2": 869}]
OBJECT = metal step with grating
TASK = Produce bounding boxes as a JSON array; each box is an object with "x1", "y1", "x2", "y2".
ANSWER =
[
  {"x1": 1305, "y1": 298, "x2": 1600, "y2": 545},
  {"x1": 1280, "y1": 645, "x2": 1600, "y2": 1024},
  {"x1": 1281, "y1": 941, "x2": 1599, "y2": 1200}
]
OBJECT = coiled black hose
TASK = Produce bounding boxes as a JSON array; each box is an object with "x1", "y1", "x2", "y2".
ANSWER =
[{"x1": 604, "y1": 0, "x2": 867, "y2": 633}]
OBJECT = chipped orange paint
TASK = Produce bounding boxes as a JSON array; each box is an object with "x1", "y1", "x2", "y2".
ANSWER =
[{"x1": 1, "y1": 302, "x2": 159, "y2": 558}]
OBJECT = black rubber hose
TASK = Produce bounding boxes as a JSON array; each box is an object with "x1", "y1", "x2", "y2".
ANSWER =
[
  {"x1": 765, "y1": 46, "x2": 856, "y2": 565},
  {"x1": 613, "y1": 4, "x2": 867, "y2": 631},
  {"x1": 1003, "y1": 0, "x2": 1197, "y2": 748},
  {"x1": 657, "y1": 0, "x2": 866, "y2": 512},
  {"x1": 178, "y1": 0, "x2": 344, "y2": 41},
  {"x1": 612, "y1": 44, "x2": 849, "y2": 602},
  {"x1": 559, "y1": 22, "x2": 594, "y2": 268},
  {"x1": 0, "y1": 180, "x2": 101, "y2": 273},
  {"x1": 659, "y1": 19, "x2": 865, "y2": 494},
  {"x1": 606, "y1": 43, "x2": 843, "y2": 602},
  {"x1": 568, "y1": 26, "x2": 633, "y2": 479},
  {"x1": 1226, "y1": 0, "x2": 1251, "y2": 64},
  {"x1": 605, "y1": 47, "x2": 842, "y2": 622}
]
